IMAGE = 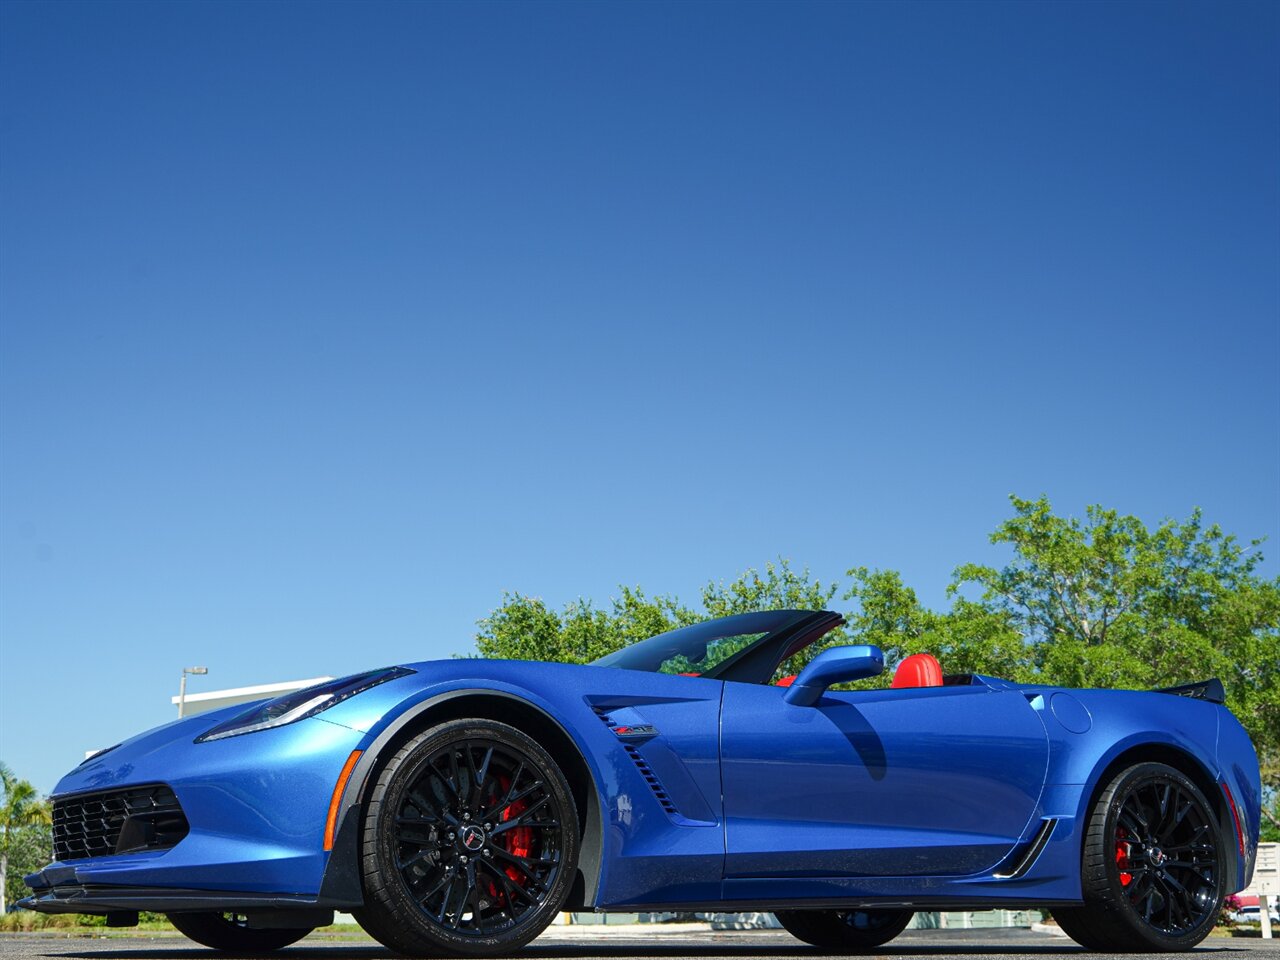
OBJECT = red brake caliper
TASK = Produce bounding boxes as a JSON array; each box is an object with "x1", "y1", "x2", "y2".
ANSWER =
[
  {"x1": 485, "y1": 774, "x2": 533, "y2": 905},
  {"x1": 1115, "y1": 826, "x2": 1132, "y2": 887}
]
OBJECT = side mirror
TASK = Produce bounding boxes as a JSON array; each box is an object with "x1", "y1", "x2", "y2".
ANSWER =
[{"x1": 783, "y1": 645, "x2": 884, "y2": 707}]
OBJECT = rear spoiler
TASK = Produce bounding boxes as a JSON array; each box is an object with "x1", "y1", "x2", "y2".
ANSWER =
[{"x1": 1155, "y1": 678, "x2": 1226, "y2": 704}]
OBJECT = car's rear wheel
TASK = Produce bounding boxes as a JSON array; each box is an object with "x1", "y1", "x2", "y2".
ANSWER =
[
  {"x1": 353, "y1": 718, "x2": 579, "y2": 957},
  {"x1": 166, "y1": 912, "x2": 312, "y2": 952},
  {"x1": 774, "y1": 908, "x2": 914, "y2": 950},
  {"x1": 1053, "y1": 761, "x2": 1223, "y2": 952}
]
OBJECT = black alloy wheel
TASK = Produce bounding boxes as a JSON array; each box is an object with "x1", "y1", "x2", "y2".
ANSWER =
[
  {"x1": 354, "y1": 719, "x2": 579, "y2": 957},
  {"x1": 775, "y1": 908, "x2": 914, "y2": 950},
  {"x1": 1054, "y1": 761, "x2": 1223, "y2": 952},
  {"x1": 166, "y1": 911, "x2": 312, "y2": 952}
]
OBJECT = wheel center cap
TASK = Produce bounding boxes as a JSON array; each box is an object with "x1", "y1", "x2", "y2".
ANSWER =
[
  {"x1": 1150, "y1": 846, "x2": 1166, "y2": 865},
  {"x1": 459, "y1": 824, "x2": 486, "y2": 852}
]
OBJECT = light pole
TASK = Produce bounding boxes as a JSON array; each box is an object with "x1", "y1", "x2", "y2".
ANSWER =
[{"x1": 178, "y1": 666, "x2": 208, "y2": 717}]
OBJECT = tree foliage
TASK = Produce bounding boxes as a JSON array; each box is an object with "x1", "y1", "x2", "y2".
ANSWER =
[
  {"x1": 947, "y1": 497, "x2": 1280, "y2": 789},
  {"x1": 1, "y1": 762, "x2": 52, "y2": 912},
  {"x1": 473, "y1": 498, "x2": 1280, "y2": 809},
  {"x1": 475, "y1": 586, "x2": 698, "y2": 665}
]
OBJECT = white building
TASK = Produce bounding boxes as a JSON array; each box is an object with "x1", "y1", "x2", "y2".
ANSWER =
[{"x1": 171, "y1": 677, "x2": 332, "y2": 717}]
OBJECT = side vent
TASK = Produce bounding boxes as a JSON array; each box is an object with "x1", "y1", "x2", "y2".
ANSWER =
[
  {"x1": 621, "y1": 744, "x2": 680, "y2": 817},
  {"x1": 993, "y1": 818, "x2": 1058, "y2": 879},
  {"x1": 592, "y1": 707, "x2": 680, "y2": 818}
]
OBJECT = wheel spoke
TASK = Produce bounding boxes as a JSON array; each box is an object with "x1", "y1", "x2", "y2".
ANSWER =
[
  {"x1": 415, "y1": 865, "x2": 455, "y2": 905},
  {"x1": 1140, "y1": 884, "x2": 1159, "y2": 922},
  {"x1": 1167, "y1": 860, "x2": 1213, "y2": 875},
  {"x1": 1133, "y1": 871, "x2": 1159, "y2": 913},
  {"x1": 484, "y1": 780, "x2": 544, "y2": 820},
  {"x1": 490, "y1": 795, "x2": 553, "y2": 836},
  {"x1": 448, "y1": 749, "x2": 465, "y2": 806},
  {"x1": 1118, "y1": 809, "x2": 1146, "y2": 839},
  {"x1": 471, "y1": 747, "x2": 494, "y2": 814},
  {"x1": 1162, "y1": 825, "x2": 1209, "y2": 853},
  {"x1": 461, "y1": 860, "x2": 482, "y2": 931},
  {"x1": 447, "y1": 871, "x2": 472, "y2": 928},
  {"x1": 1160, "y1": 876, "x2": 1188, "y2": 928},
  {"x1": 401, "y1": 796, "x2": 443, "y2": 822},
  {"x1": 1171, "y1": 796, "x2": 1195, "y2": 832},
  {"x1": 489, "y1": 846, "x2": 546, "y2": 884},
  {"x1": 396, "y1": 849, "x2": 433, "y2": 871},
  {"x1": 395, "y1": 820, "x2": 439, "y2": 844},
  {"x1": 426, "y1": 764, "x2": 462, "y2": 807},
  {"x1": 491, "y1": 845, "x2": 558, "y2": 869},
  {"x1": 481, "y1": 858, "x2": 537, "y2": 910},
  {"x1": 495, "y1": 760, "x2": 526, "y2": 810}
]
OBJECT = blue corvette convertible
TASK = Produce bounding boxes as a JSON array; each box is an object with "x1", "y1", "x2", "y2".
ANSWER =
[{"x1": 22, "y1": 610, "x2": 1261, "y2": 955}]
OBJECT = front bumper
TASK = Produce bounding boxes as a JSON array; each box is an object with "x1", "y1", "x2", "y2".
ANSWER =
[{"x1": 23, "y1": 709, "x2": 366, "y2": 909}]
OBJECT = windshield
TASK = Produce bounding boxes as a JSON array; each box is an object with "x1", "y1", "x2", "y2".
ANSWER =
[{"x1": 591, "y1": 610, "x2": 817, "y2": 678}]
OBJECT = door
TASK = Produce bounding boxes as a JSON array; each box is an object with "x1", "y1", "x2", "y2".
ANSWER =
[{"x1": 720, "y1": 680, "x2": 1048, "y2": 881}]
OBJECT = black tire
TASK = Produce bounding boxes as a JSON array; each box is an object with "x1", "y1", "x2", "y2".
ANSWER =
[
  {"x1": 1053, "y1": 761, "x2": 1224, "y2": 952},
  {"x1": 353, "y1": 718, "x2": 579, "y2": 957},
  {"x1": 775, "y1": 909, "x2": 914, "y2": 951},
  {"x1": 166, "y1": 912, "x2": 311, "y2": 952}
]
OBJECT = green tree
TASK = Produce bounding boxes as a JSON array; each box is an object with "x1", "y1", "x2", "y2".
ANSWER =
[
  {"x1": 475, "y1": 586, "x2": 696, "y2": 666},
  {"x1": 1, "y1": 763, "x2": 51, "y2": 913},
  {"x1": 952, "y1": 496, "x2": 1280, "y2": 811},
  {"x1": 3, "y1": 823, "x2": 52, "y2": 911}
]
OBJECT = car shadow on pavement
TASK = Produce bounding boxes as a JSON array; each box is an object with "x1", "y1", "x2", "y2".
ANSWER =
[{"x1": 41, "y1": 945, "x2": 1270, "y2": 959}]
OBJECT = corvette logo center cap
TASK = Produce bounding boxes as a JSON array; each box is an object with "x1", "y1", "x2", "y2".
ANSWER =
[{"x1": 460, "y1": 825, "x2": 486, "y2": 851}]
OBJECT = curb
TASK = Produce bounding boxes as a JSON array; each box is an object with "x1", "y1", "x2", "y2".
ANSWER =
[
  {"x1": 537, "y1": 923, "x2": 716, "y2": 939},
  {"x1": 1030, "y1": 921, "x2": 1069, "y2": 938}
]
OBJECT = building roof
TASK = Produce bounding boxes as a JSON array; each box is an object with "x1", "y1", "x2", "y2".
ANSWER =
[{"x1": 170, "y1": 677, "x2": 333, "y2": 716}]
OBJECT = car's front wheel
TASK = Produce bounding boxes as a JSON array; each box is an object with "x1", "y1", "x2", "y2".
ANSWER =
[
  {"x1": 775, "y1": 908, "x2": 914, "y2": 951},
  {"x1": 1053, "y1": 761, "x2": 1223, "y2": 952},
  {"x1": 353, "y1": 718, "x2": 579, "y2": 957},
  {"x1": 166, "y1": 912, "x2": 312, "y2": 952}
]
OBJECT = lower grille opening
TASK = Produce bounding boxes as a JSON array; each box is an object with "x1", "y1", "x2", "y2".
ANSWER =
[{"x1": 53, "y1": 784, "x2": 189, "y2": 861}]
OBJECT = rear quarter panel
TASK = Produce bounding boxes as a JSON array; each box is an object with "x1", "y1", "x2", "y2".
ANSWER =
[{"x1": 1014, "y1": 686, "x2": 1257, "y2": 897}]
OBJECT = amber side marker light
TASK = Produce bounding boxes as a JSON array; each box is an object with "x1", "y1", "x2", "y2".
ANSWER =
[{"x1": 325, "y1": 750, "x2": 363, "y2": 851}]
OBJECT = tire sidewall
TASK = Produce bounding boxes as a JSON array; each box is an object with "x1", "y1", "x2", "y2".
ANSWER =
[{"x1": 367, "y1": 719, "x2": 579, "y2": 955}]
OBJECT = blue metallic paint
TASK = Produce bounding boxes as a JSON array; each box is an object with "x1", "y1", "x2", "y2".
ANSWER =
[{"x1": 24, "y1": 651, "x2": 1262, "y2": 917}]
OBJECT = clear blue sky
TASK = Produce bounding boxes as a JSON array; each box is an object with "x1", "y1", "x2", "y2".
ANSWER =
[{"x1": 1, "y1": 0, "x2": 1277, "y2": 793}]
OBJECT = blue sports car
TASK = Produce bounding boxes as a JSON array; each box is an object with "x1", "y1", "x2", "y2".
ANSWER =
[{"x1": 22, "y1": 610, "x2": 1261, "y2": 955}]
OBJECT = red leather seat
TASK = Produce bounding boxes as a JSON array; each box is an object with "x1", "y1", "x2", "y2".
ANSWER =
[{"x1": 891, "y1": 653, "x2": 943, "y2": 689}]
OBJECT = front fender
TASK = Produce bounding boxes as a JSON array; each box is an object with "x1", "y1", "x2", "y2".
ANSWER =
[{"x1": 317, "y1": 678, "x2": 611, "y2": 907}]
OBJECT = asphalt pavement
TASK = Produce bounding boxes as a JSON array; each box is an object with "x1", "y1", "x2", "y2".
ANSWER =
[{"x1": 1, "y1": 927, "x2": 1279, "y2": 960}]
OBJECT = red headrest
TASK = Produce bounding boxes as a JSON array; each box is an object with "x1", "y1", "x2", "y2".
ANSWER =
[{"x1": 891, "y1": 653, "x2": 943, "y2": 689}]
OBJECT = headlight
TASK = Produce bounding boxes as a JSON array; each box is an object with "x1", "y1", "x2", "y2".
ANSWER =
[{"x1": 196, "y1": 667, "x2": 414, "y2": 742}]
